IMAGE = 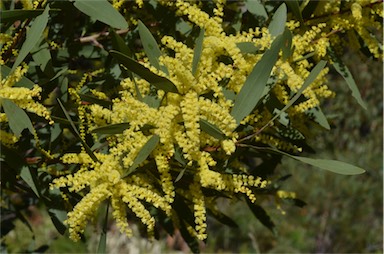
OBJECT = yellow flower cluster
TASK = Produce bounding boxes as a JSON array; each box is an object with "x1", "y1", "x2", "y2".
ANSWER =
[
  {"x1": 49, "y1": 0, "x2": 382, "y2": 244},
  {"x1": 0, "y1": 63, "x2": 52, "y2": 144}
]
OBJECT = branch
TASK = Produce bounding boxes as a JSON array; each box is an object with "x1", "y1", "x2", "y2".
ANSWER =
[{"x1": 77, "y1": 29, "x2": 129, "y2": 48}]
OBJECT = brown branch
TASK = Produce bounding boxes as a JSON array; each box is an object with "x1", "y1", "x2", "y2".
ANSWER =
[{"x1": 77, "y1": 29, "x2": 129, "y2": 49}]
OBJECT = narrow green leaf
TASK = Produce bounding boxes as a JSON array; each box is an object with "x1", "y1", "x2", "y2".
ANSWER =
[
  {"x1": 12, "y1": 5, "x2": 49, "y2": 72},
  {"x1": 281, "y1": 29, "x2": 293, "y2": 61},
  {"x1": 48, "y1": 209, "x2": 67, "y2": 235},
  {"x1": 207, "y1": 208, "x2": 239, "y2": 228},
  {"x1": 73, "y1": 0, "x2": 128, "y2": 29},
  {"x1": 110, "y1": 50, "x2": 178, "y2": 93},
  {"x1": 1, "y1": 65, "x2": 35, "y2": 89},
  {"x1": 246, "y1": 199, "x2": 277, "y2": 236},
  {"x1": 291, "y1": 156, "x2": 365, "y2": 175},
  {"x1": 110, "y1": 29, "x2": 132, "y2": 56},
  {"x1": 329, "y1": 48, "x2": 367, "y2": 110},
  {"x1": 57, "y1": 99, "x2": 99, "y2": 162},
  {"x1": 174, "y1": 145, "x2": 187, "y2": 166},
  {"x1": 267, "y1": 60, "x2": 327, "y2": 126},
  {"x1": 293, "y1": 52, "x2": 315, "y2": 63},
  {"x1": 199, "y1": 119, "x2": 226, "y2": 140},
  {"x1": 308, "y1": 107, "x2": 330, "y2": 130},
  {"x1": 1, "y1": 10, "x2": 45, "y2": 23},
  {"x1": 32, "y1": 42, "x2": 53, "y2": 76},
  {"x1": 142, "y1": 95, "x2": 161, "y2": 108},
  {"x1": 97, "y1": 203, "x2": 109, "y2": 254},
  {"x1": 231, "y1": 34, "x2": 284, "y2": 125},
  {"x1": 236, "y1": 42, "x2": 259, "y2": 54},
  {"x1": 138, "y1": 20, "x2": 168, "y2": 74},
  {"x1": 78, "y1": 93, "x2": 113, "y2": 107},
  {"x1": 245, "y1": 0, "x2": 268, "y2": 19},
  {"x1": 175, "y1": 167, "x2": 187, "y2": 183},
  {"x1": 268, "y1": 3, "x2": 287, "y2": 37},
  {"x1": 285, "y1": 0, "x2": 303, "y2": 22},
  {"x1": 264, "y1": 147, "x2": 365, "y2": 175},
  {"x1": 1, "y1": 99, "x2": 34, "y2": 137},
  {"x1": 192, "y1": 28, "x2": 204, "y2": 75},
  {"x1": 90, "y1": 123, "x2": 130, "y2": 134},
  {"x1": 20, "y1": 166, "x2": 40, "y2": 197},
  {"x1": 123, "y1": 135, "x2": 160, "y2": 177}
]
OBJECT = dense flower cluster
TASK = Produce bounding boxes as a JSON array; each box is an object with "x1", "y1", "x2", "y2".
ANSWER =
[{"x1": 1, "y1": 0, "x2": 381, "y2": 248}]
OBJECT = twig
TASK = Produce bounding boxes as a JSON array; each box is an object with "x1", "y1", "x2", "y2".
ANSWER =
[{"x1": 77, "y1": 29, "x2": 129, "y2": 48}]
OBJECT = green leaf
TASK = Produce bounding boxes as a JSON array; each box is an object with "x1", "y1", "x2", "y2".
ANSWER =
[
  {"x1": 138, "y1": 20, "x2": 168, "y2": 74},
  {"x1": 110, "y1": 50, "x2": 178, "y2": 93},
  {"x1": 245, "y1": 0, "x2": 268, "y2": 19},
  {"x1": 207, "y1": 208, "x2": 238, "y2": 228},
  {"x1": 236, "y1": 42, "x2": 259, "y2": 54},
  {"x1": 97, "y1": 203, "x2": 109, "y2": 254},
  {"x1": 32, "y1": 42, "x2": 53, "y2": 76},
  {"x1": 192, "y1": 28, "x2": 204, "y2": 76},
  {"x1": 78, "y1": 93, "x2": 112, "y2": 107},
  {"x1": 20, "y1": 166, "x2": 40, "y2": 197},
  {"x1": 285, "y1": 0, "x2": 303, "y2": 22},
  {"x1": 292, "y1": 156, "x2": 366, "y2": 175},
  {"x1": 142, "y1": 95, "x2": 161, "y2": 108},
  {"x1": 0, "y1": 9, "x2": 47, "y2": 23},
  {"x1": 246, "y1": 199, "x2": 277, "y2": 236},
  {"x1": 267, "y1": 60, "x2": 327, "y2": 126},
  {"x1": 268, "y1": 3, "x2": 287, "y2": 37},
  {"x1": 231, "y1": 34, "x2": 284, "y2": 125},
  {"x1": 73, "y1": 0, "x2": 128, "y2": 29},
  {"x1": 308, "y1": 107, "x2": 330, "y2": 130},
  {"x1": 199, "y1": 119, "x2": 226, "y2": 140},
  {"x1": 57, "y1": 99, "x2": 99, "y2": 162},
  {"x1": 48, "y1": 209, "x2": 67, "y2": 235},
  {"x1": 175, "y1": 167, "x2": 187, "y2": 183},
  {"x1": 123, "y1": 135, "x2": 160, "y2": 177},
  {"x1": 1, "y1": 99, "x2": 34, "y2": 137},
  {"x1": 110, "y1": 29, "x2": 132, "y2": 57},
  {"x1": 281, "y1": 29, "x2": 293, "y2": 61},
  {"x1": 265, "y1": 147, "x2": 365, "y2": 175},
  {"x1": 1, "y1": 65, "x2": 35, "y2": 89},
  {"x1": 12, "y1": 5, "x2": 50, "y2": 72},
  {"x1": 90, "y1": 123, "x2": 130, "y2": 134},
  {"x1": 329, "y1": 48, "x2": 367, "y2": 110}
]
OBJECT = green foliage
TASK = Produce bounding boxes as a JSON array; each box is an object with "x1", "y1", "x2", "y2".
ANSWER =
[{"x1": 0, "y1": 0, "x2": 382, "y2": 253}]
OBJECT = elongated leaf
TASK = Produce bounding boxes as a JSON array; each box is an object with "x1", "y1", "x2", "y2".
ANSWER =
[
  {"x1": 199, "y1": 119, "x2": 226, "y2": 140},
  {"x1": 48, "y1": 209, "x2": 67, "y2": 235},
  {"x1": 1, "y1": 10, "x2": 44, "y2": 23},
  {"x1": 73, "y1": 0, "x2": 128, "y2": 29},
  {"x1": 20, "y1": 166, "x2": 40, "y2": 197},
  {"x1": 309, "y1": 107, "x2": 330, "y2": 130},
  {"x1": 138, "y1": 20, "x2": 168, "y2": 74},
  {"x1": 329, "y1": 48, "x2": 367, "y2": 109},
  {"x1": 57, "y1": 99, "x2": 99, "y2": 162},
  {"x1": 12, "y1": 5, "x2": 50, "y2": 72},
  {"x1": 97, "y1": 203, "x2": 109, "y2": 254},
  {"x1": 268, "y1": 3, "x2": 287, "y2": 37},
  {"x1": 1, "y1": 99, "x2": 34, "y2": 137},
  {"x1": 285, "y1": 0, "x2": 303, "y2": 22},
  {"x1": 281, "y1": 29, "x2": 293, "y2": 61},
  {"x1": 123, "y1": 135, "x2": 160, "y2": 177},
  {"x1": 110, "y1": 50, "x2": 178, "y2": 93},
  {"x1": 175, "y1": 167, "x2": 187, "y2": 183},
  {"x1": 32, "y1": 42, "x2": 53, "y2": 76},
  {"x1": 264, "y1": 147, "x2": 365, "y2": 175},
  {"x1": 291, "y1": 156, "x2": 365, "y2": 175},
  {"x1": 236, "y1": 42, "x2": 259, "y2": 54},
  {"x1": 192, "y1": 28, "x2": 204, "y2": 75},
  {"x1": 267, "y1": 60, "x2": 327, "y2": 126},
  {"x1": 79, "y1": 93, "x2": 112, "y2": 107},
  {"x1": 90, "y1": 123, "x2": 130, "y2": 134},
  {"x1": 1, "y1": 65, "x2": 35, "y2": 89},
  {"x1": 207, "y1": 208, "x2": 238, "y2": 228},
  {"x1": 110, "y1": 29, "x2": 132, "y2": 56},
  {"x1": 245, "y1": 0, "x2": 268, "y2": 19},
  {"x1": 246, "y1": 199, "x2": 277, "y2": 235},
  {"x1": 231, "y1": 34, "x2": 284, "y2": 125}
]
